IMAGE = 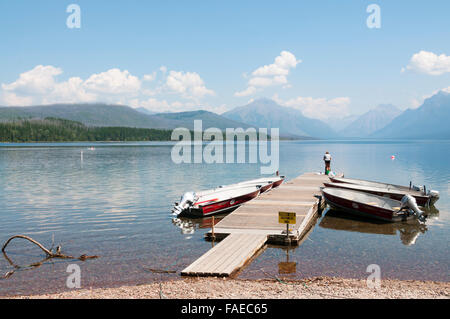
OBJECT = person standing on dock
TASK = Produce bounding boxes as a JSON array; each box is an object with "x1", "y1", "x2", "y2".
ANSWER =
[{"x1": 323, "y1": 151, "x2": 332, "y2": 175}]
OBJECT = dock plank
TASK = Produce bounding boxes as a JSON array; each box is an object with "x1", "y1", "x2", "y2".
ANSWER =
[
  {"x1": 200, "y1": 234, "x2": 248, "y2": 273},
  {"x1": 181, "y1": 233, "x2": 267, "y2": 276}
]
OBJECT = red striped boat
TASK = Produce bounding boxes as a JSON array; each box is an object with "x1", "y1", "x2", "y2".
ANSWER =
[
  {"x1": 321, "y1": 187, "x2": 424, "y2": 223},
  {"x1": 172, "y1": 175, "x2": 285, "y2": 217},
  {"x1": 323, "y1": 181, "x2": 435, "y2": 207},
  {"x1": 328, "y1": 176, "x2": 440, "y2": 206}
]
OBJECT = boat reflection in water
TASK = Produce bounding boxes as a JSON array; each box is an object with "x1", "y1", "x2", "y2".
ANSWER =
[
  {"x1": 171, "y1": 214, "x2": 227, "y2": 238},
  {"x1": 319, "y1": 207, "x2": 440, "y2": 246}
]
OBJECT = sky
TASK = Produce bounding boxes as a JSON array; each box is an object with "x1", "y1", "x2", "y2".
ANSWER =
[{"x1": 0, "y1": 0, "x2": 449, "y2": 122}]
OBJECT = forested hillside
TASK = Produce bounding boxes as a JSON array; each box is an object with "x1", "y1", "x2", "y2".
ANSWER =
[{"x1": 0, "y1": 118, "x2": 173, "y2": 142}]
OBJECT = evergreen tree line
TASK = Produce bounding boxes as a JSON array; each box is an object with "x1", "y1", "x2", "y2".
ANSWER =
[
  {"x1": 0, "y1": 117, "x2": 272, "y2": 142},
  {"x1": 0, "y1": 118, "x2": 173, "y2": 142}
]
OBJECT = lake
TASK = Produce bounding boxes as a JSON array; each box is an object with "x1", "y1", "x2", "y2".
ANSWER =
[{"x1": 0, "y1": 140, "x2": 448, "y2": 296}]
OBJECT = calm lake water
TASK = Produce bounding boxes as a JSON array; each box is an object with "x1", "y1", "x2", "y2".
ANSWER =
[{"x1": 0, "y1": 140, "x2": 448, "y2": 296}]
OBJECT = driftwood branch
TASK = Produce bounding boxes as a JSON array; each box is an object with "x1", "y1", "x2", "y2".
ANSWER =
[
  {"x1": 1, "y1": 235, "x2": 98, "y2": 280},
  {"x1": 2, "y1": 235, "x2": 54, "y2": 256}
]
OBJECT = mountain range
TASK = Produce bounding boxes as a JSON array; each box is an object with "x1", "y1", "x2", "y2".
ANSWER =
[
  {"x1": 372, "y1": 91, "x2": 450, "y2": 139},
  {"x1": 0, "y1": 91, "x2": 449, "y2": 139},
  {"x1": 339, "y1": 104, "x2": 402, "y2": 137},
  {"x1": 0, "y1": 104, "x2": 250, "y2": 132},
  {"x1": 222, "y1": 98, "x2": 336, "y2": 139}
]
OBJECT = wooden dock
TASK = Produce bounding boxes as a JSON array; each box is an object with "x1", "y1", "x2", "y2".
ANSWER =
[{"x1": 181, "y1": 172, "x2": 337, "y2": 277}]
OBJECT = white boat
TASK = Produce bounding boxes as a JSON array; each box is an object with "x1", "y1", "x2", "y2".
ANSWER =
[
  {"x1": 328, "y1": 176, "x2": 440, "y2": 206},
  {"x1": 172, "y1": 175, "x2": 285, "y2": 217},
  {"x1": 322, "y1": 187, "x2": 425, "y2": 223},
  {"x1": 197, "y1": 176, "x2": 284, "y2": 196}
]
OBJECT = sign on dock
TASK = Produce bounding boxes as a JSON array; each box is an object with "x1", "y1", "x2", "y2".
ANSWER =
[{"x1": 278, "y1": 211, "x2": 296, "y2": 224}]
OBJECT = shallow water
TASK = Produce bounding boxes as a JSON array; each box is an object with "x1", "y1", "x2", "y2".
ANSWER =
[{"x1": 0, "y1": 140, "x2": 448, "y2": 296}]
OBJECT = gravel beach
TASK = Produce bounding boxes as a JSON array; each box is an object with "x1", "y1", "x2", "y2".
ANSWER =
[{"x1": 7, "y1": 277, "x2": 449, "y2": 299}]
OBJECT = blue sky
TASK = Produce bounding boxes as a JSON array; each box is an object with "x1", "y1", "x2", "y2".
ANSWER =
[{"x1": 0, "y1": 0, "x2": 449, "y2": 122}]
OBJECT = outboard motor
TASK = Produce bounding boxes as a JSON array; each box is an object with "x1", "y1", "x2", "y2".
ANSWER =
[
  {"x1": 412, "y1": 184, "x2": 440, "y2": 206},
  {"x1": 172, "y1": 192, "x2": 196, "y2": 215},
  {"x1": 428, "y1": 190, "x2": 440, "y2": 206},
  {"x1": 400, "y1": 194, "x2": 424, "y2": 221}
]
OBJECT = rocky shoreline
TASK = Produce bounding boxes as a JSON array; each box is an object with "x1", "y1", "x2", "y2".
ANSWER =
[{"x1": 5, "y1": 276, "x2": 449, "y2": 299}]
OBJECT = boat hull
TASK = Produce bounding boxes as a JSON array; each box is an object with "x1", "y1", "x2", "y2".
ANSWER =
[
  {"x1": 260, "y1": 183, "x2": 273, "y2": 193},
  {"x1": 324, "y1": 182, "x2": 430, "y2": 207},
  {"x1": 189, "y1": 188, "x2": 261, "y2": 217},
  {"x1": 322, "y1": 189, "x2": 414, "y2": 223},
  {"x1": 272, "y1": 176, "x2": 285, "y2": 188}
]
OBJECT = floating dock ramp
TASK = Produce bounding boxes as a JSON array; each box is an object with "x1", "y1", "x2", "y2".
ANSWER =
[{"x1": 181, "y1": 172, "x2": 339, "y2": 277}]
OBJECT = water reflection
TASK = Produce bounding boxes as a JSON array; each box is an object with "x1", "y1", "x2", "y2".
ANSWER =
[
  {"x1": 277, "y1": 247, "x2": 296, "y2": 275},
  {"x1": 171, "y1": 214, "x2": 226, "y2": 236},
  {"x1": 319, "y1": 207, "x2": 439, "y2": 246}
]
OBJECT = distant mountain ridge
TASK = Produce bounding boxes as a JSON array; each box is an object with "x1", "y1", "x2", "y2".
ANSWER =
[
  {"x1": 222, "y1": 98, "x2": 336, "y2": 138},
  {"x1": 153, "y1": 110, "x2": 254, "y2": 130},
  {"x1": 372, "y1": 91, "x2": 450, "y2": 139},
  {"x1": 2, "y1": 92, "x2": 448, "y2": 139},
  {"x1": 135, "y1": 107, "x2": 156, "y2": 115},
  {"x1": 340, "y1": 104, "x2": 402, "y2": 137},
  {"x1": 0, "y1": 103, "x2": 251, "y2": 131},
  {"x1": 325, "y1": 114, "x2": 359, "y2": 132}
]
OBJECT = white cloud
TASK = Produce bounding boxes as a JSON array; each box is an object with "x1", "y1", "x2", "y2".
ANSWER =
[
  {"x1": 1, "y1": 92, "x2": 33, "y2": 106},
  {"x1": 404, "y1": 50, "x2": 450, "y2": 75},
  {"x1": 248, "y1": 75, "x2": 287, "y2": 87},
  {"x1": 84, "y1": 68, "x2": 141, "y2": 94},
  {"x1": 234, "y1": 86, "x2": 257, "y2": 97},
  {"x1": 45, "y1": 77, "x2": 96, "y2": 104},
  {"x1": 131, "y1": 97, "x2": 226, "y2": 114},
  {"x1": 273, "y1": 94, "x2": 351, "y2": 121},
  {"x1": 0, "y1": 65, "x2": 215, "y2": 109},
  {"x1": 143, "y1": 72, "x2": 156, "y2": 82},
  {"x1": 1, "y1": 65, "x2": 96, "y2": 105},
  {"x1": 159, "y1": 66, "x2": 167, "y2": 74},
  {"x1": 2, "y1": 65, "x2": 62, "y2": 95},
  {"x1": 252, "y1": 51, "x2": 299, "y2": 77},
  {"x1": 235, "y1": 51, "x2": 300, "y2": 97},
  {"x1": 165, "y1": 70, "x2": 214, "y2": 99}
]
